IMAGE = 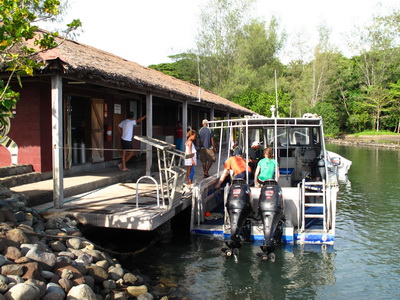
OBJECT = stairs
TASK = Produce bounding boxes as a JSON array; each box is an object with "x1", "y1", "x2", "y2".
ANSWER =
[
  {"x1": 0, "y1": 165, "x2": 52, "y2": 188},
  {"x1": 1, "y1": 161, "x2": 146, "y2": 208}
]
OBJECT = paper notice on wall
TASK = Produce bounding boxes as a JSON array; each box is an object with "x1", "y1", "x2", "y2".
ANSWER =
[{"x1": 114, "y1": 104, "x2": 121, "y2": 114}]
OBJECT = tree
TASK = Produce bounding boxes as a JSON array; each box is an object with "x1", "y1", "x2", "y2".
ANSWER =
[
  {"x1": 195, "y1": 0, "x2": 257, "y2": 93},
  {"x1": 345, "y1": 10, "x2": 400, "y2": 131},
  {"x1": 149, "y1": 53, "x2": 199, "y2": 85},
  {"x1": 0, "y1": 0, "x2": 81, "y2": 129}
]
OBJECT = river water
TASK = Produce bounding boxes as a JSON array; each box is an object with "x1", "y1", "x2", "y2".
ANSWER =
[{"x1": 131, "y1": 143, "x2": 400, "y2": 299}]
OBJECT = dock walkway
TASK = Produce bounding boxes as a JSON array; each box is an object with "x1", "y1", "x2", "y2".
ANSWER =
[{"x1": 33, "y1": 156, "x2": 224, "y2": 231}]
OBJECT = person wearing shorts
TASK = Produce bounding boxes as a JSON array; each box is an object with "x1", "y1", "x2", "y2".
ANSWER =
[
  {"x1": 198, "y1": 119, "x2": 216, "y2": 178},
  {"x1": 117, "y1": 112, "x2": 146, "y2": 171}
]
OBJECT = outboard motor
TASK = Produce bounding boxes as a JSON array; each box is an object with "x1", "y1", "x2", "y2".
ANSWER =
[
  {"x1": 221, "y1": 179, "x2": 251, "y2": 258},
  {"x1": 257, "y1": 180, "x2": 284, "y2": 261}
]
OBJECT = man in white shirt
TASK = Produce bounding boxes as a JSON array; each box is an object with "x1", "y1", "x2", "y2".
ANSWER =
[{"x1": 117, "y1": 112, "x2": 146, "y2": 171}]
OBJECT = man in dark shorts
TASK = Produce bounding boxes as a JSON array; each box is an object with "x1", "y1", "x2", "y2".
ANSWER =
[
  {"x1": 198, "y1": 119, "x2": 216, "y2": 178},
  {"x1": 117, "y1": 112, "x2": 146, "y2": 171}
]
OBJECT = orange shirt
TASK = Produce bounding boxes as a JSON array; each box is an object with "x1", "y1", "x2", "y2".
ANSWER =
[{"x1": 224, "y1": 156, "x2": 251, "y2": 176}]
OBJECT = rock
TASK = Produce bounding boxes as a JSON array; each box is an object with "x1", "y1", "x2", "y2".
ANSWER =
[
  {"x1": 42, "y1": 292, "x2": 65, "y2": 300},
  {"x1": 85, "y1": 265, "x2": 108, "y2": 283},
  {"x1": 66, "y1": 238, "x2": 82, "y2": 250},
  {"x1": 82, "y1": 249, "x2": 105, "y2": 262},
  {"x1": 21, "y1": 262, "x2": 41, "y2": 280},
  {"x1": 95, "y1": 259, "x2": 109, "y2": 270},
  {"x1": 0, "y1": 276, "x2": 7, "y2": 293},
  {"x1": 123, "y1": 272, "x2": 138, "y2": 285},
  {"x1": 58, "y1": 278, "x2": 73, "y2": 293},
  {"x1": 103, "y1": 279, "x2": 116, "y2": 289},
  {"x1": 6, "y1": 275, "x2": 24, "y2": 284},
  {"x1": 0, "y1": 255, "x2": 10, "y2": 267},
  {"x1": 3, "y1": 246, "x2": 22, "y2": 261},
  {"x1": 53, "y1": 263, "x2": 85, "y2": 286},
  {"x1": 137, "y1": 292, "x2": 154, "y2": 300},
  {"x1": 113, "y1": 291, "x2": 127, "y2": 300},
  {"x1": 60, "y1": 268, "x2": 74, "y2": 280},
  {"x1": 83, "y1": 275, "x2": 95, "y2": 290},
  {"x1": 25, "y1": 247, "x2": 56, "y2": 271},
  {"x1": 5, "y1": 282, "x2": 41, "y2": 300},
  {"x1": 14, "y1": 211, "x2": 26, "y2": 222},
  {"x1": 126, "y1": 285, "x2": 148, "y2": 297},
  {"x1": 76, "y1": 253, "x2": 92, "y2": 265},
  {"x1": 14, "y1": 257, "x2": 30, "y2": 264},
  {"x1": 108, "y1": 266, "x2": 124, "y2": 280},
  {"x1": 25, "y1": 279, "x2": 47, "y2": 298},
  {"x1": 45, "y1": 282, "x2": 66, "y2": 298},
  {"x1": 6, "y1": 228, "x2": 29, "y2": 244},
  {"x1": 49, "y1": 241, "x2": 67, "y2": 252},
  {"x1": 67, "y1": 283, "x2": 97, "y2": 300},
  {"x1": 1, "y1": 264, "x2": 24, "y2": 276},
  {"x1": 57, "y1": 251, "x2": 75, "y2": 259},
  {"x1": 42, "y1": 270, "x2": 55, "y2": 280}
]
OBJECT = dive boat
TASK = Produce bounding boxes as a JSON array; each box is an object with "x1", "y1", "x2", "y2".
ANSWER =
[{"x1": 190, "y1": 110, "x2": 351, "y2": 259}]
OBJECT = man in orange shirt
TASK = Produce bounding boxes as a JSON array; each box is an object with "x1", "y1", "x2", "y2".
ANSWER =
[{"x1": 214, "y1": 148, "x2": 254, "y2": 189}]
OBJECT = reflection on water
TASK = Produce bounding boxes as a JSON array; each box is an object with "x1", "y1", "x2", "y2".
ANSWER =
[{"x1": 133, "y1": 144, "x2": 400, "y2": 299}]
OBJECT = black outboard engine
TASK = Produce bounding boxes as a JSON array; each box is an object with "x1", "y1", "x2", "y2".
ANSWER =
[
  {"x1": 222, "y1": 179, "x2": 251, "y2": 258},
  {"x1": 257, "y1": 180, "x2": 284, "y2": 261}
]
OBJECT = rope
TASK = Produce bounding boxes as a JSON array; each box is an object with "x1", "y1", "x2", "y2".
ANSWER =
[
  {"x1": 10, "y1": 227, "x2": 159, "y2": 257},
  {"x1": 59, "y1": 146, "x2": 155, "y2": 152}
]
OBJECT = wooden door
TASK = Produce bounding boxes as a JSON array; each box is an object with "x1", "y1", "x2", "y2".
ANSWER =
[{"x1": 91, "y1": 99, "x2": 104, "y2": 163}]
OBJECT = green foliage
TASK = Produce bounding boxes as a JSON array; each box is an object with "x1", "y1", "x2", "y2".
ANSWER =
[
  {"x1": 149, "y1": 53, "x2": 199, "y2": 85},
  {"x1": 309, "y1": 102, "x2": 341, "y2": 137},
  {"x1": 0, "y1": 0, "x2": 80, "y2": 127},
  {"x1": 150, "y1": 3, "x2": 399, "y2": 135}
]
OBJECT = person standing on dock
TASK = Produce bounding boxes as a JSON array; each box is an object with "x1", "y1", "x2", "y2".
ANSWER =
[
  {"x1": 185, "y1": 130, "x2": 197, "y2": 185},
  {"x1": 198, "y1": 119, "x2": 216, "y2": 178},
  {"x1": 117, "y1": 112, "x2": 146, "y2": 172}
]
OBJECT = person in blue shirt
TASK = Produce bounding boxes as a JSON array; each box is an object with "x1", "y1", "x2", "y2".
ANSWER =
[{"x1": 198, "y1": 119, "x2": 216, "y2": 178}]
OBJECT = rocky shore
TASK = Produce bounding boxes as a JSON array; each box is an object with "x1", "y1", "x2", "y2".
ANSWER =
[
  {"x1": 327, "y1": 135, "x2": 400, "y2": 149},
  {"x1": 0, "y1": 185, "x2": 171, "y2": 300}
]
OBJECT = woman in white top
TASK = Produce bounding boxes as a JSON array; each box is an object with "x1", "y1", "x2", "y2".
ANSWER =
[{"x1": 184, "y1": 130, "x2": 197, "y2": 185}]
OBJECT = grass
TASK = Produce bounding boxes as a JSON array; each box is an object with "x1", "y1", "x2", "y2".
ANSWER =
[{"x1": 350, "y1": 130, "x2": 399, "y2": 137}]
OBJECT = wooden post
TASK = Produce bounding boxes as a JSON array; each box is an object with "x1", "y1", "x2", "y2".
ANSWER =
[
  {"x1": 182, "y1": 100, "x2": 188, "y2": 136},
  {"x1": 146, "y1": 92, "x2": 153, "y2": 176},
  {"x1": 52, "y1": 73, "x2": 64, "y2": 208},
  {"x1": 210, "y1": 108, "x2": 215, "y2": 122}
]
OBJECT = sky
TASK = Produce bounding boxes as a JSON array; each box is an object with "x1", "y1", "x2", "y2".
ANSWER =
[{"x1": 44, "y1": 0, "x2": 399, "y2": 66}]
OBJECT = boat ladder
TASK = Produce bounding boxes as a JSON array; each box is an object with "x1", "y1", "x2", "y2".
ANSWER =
[{"x1": 300, "y1": 179, "x2": 326, "y2": 233}]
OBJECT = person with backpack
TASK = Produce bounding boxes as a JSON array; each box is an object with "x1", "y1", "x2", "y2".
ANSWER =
[{"x1": 198, "y1": 119, "x2": 216, "y2": 178}]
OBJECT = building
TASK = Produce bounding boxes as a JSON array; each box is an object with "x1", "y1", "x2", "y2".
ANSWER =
[{"x1": 0, "y1": 29, "x2": 254, "y2": 175}]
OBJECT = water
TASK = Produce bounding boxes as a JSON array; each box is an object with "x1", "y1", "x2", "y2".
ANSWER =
[{"x1": 131, "y1": 144, "x2": 400, "y2": 299}]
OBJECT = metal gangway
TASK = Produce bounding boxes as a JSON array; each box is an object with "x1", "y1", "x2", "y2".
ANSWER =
[{"x1": 134, "y1": 136, "x2": 187, "y2": 209}]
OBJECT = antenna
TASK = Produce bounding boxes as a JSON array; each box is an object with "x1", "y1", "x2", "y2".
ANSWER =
[
  {"x1": 274, "y1": 70, "x2": 279, "y2": 117},
  {"x1": 196, "y1": 54, "x2": 201, "y2": 102}
]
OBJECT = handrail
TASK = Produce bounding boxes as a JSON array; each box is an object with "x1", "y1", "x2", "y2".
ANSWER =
[{"x1": 135, "y1": 176, "x2": 162, "y2": 208}]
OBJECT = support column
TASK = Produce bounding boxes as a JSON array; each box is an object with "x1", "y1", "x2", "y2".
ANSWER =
[
  {"x1": 225, "y1": 112, "x2": 230, "y2": 144},
  {"x1": 182, "y1": 100, "x2": 188, "y2": 135},
  {"x1": 52, "y1": 73, "x2": 64, "y2": 208},
  {"x1": 146, "y1": 92, "x2": 153, "y2": 176},
  {"x1": 210, "y1": 108, "x2": 215, "y2": 121}
]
